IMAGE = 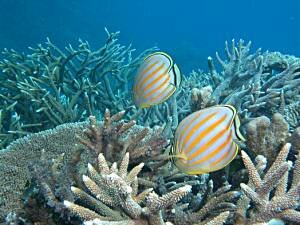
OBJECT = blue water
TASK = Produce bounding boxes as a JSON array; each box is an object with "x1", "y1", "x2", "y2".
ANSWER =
[{"x1": 0, "y1": 0, "x2": 299, "y2": 73}]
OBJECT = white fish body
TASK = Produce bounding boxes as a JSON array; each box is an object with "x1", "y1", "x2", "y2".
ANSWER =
[
  {"x1": 133, "y1": 52, "x2": 181, "y2": 108},
  {"x1": 171, "y1": 105, "x2": 245, "y2": 175}
]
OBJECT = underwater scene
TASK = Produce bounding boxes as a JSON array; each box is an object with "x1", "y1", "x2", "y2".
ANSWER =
[{"x1": 0, "y1": 0, "x2": 299, "y2": 224}]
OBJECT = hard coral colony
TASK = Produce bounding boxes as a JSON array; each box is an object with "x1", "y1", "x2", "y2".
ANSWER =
[{"x1": 0, "y1": 29, "x2": 299, "y2": 225}]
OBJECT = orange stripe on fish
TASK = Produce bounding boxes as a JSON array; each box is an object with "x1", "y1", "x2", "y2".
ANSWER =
[
  {"x1": 149, "y1": 85, "x2": 176, "y2": 103},
  {"x1": 190, "y1": 131, "x2": 233, "y2": 165},
  {"x1": 136, "y1": 63, "x2": 165, "y2": 95},
  {"x1": 186, "y1": 114, "x2": 227, "y2": 158},
  {"x1": 211, "y1": 142, "x2": 236, "y2": 166},
  {"x1": 142, "y1": 72, "x2": 170, "y2": 98},
  {"x1": 133, "y1": 52, "x2": 181, "y2": 108},
  {"x1": 140, "y1": 67, "x2": 169, "y2": 97},
  {"x1": 171, "y1": 105, "x2": 244, "y2": 175},
  {"x1": 188, "y1": 122, "x2": 230, "y2": 162},
  {"x1": 177, "y1": 113, "x2": 199, "y2": 153},
  {"x1": 181, "y1": 112, "x2": 217, "y2": 154},
  {"x1": 136, "y1": 60, "x2": 159, "y2": 86}
]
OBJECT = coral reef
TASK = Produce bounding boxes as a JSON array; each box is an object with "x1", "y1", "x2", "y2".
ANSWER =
[
  {"x1": 0, "y1": 109, "x2": 167, "y2": 220},
  {"x1": 30, "y1": 112, "x2": 235, "y2": 225},
  {"x1": 0, "y1": 110, "x2": 237, "y2": 225},
  {"x1": 78, "y1": 109, "x2": 168, "y2": 168},
  {"x1": 0, "y1": 121, "x2": 86, "y2": 219},
  {"x1": 1, "y1": 34, "x2": 300, "y2": 225},
  {"x1": 1, "y1": 36, "x2": 299, "y2": 148}
]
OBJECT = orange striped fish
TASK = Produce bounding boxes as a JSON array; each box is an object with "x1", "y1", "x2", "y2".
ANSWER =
[
  {"x1": 133, "y1": 52, "x2": 181, "y2": 108},
  {"x1": 170, "y1": 105, "x2": 245, "y2": 175}
]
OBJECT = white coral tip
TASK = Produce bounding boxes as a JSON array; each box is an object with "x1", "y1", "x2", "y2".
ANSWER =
[
  {"x1": 183, "y1": 185, "x2": 192, "y2": 192},
  {"x1": 70, "y1": 186, "x2": 80, "y2": 193},
  {"x1": 87, "y1": 163, "x2": 94, "y2": 171},
  {"x1": 63, "y1": 200, "x2": 72, "y2": 207},
  {"x1": 82, "y1": 174, "x2": 90, "y2": 182}
]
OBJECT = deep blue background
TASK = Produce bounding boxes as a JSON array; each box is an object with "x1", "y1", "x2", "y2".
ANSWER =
[{"x1": 0, "y1": 0, "x2": 299, "y2": 73}]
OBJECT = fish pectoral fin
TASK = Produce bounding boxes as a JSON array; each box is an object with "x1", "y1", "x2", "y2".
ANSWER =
[
  {"x1": 177, "y1": 152, "x2": 188, "y2": 161},
  {"x1": 169, "y1": 152, "x2": 188, "y2": 161}
]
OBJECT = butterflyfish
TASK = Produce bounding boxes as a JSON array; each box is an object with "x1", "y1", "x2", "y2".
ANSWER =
[
  {"x1": 170, "y1": 105, "x2": 245, "y2": 175},
  {"x1": 133, "y1": 52, "x2": 181, "y2": 108}
]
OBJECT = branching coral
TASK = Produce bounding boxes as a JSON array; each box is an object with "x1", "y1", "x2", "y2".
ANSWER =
[
  {"x1": 0, "y1": 109, "x2": 168, "y2": 221},
  {"x1": 190, "y1": 40, "x2": 300, "y2": 126},
  {"x1": 77, "y1": 109, "x2": 168, "y2": 170},
  {"x1": 236, "y1": 143, "x2": 300, "y2": 224},
  {"x1": 167, "y1": 186, "x2": 238, "y2": 225},
  {"x1": 1, "y1": 33, "x2": 299, "y2": 225},
  {"x1": 63, "y1": 152, "x2": 233, "y2": 225},
  {"x1": 64, "y1": 152, "x2": 192, "y2": 225},
  {"x1": 0, "y1": 28, "x2": 156, "y2": 148}
]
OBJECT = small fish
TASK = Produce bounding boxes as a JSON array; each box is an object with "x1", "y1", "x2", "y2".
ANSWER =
[
  {"x1": 170, "y1": 105, "x2": 245, "y2": 175},
  {"x1": 133, "y1": 52, "x2": 181, "y2": 108}
]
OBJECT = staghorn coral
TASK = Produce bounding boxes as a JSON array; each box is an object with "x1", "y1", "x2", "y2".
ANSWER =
[
  {"x1": 0, "y1": 109, "x2": 234, "y2": 225},
  {"x1": 0, "y1": 28, "x2": 156, "y2": 148},
  {"x1": 290, "y1": 127, "x2": 300, "y2": 153},
  {"x1": 64, "y1": 151, "x2": 231, "y2": 225},
  {"x1": 77, "y1": 109, "x2": 168, "y2": 171},
  {"x1": 190, "y1": 39, "x2": 300, "y2": 126},
  {"x1": 1, "y1": 35, "x2": 299, "y2": 225},
  {"x1": 283, "y1": 101, "x2": 300, "y2": 130},
  {"x1": 64, "y1": 152, "x2": 192, "y2": 225},
  {"x1": 1, "y1": 36, "x2": 299, "y2": 147},
  {"x1": 236, "y1": 143, "x2": 300, "y2": 224},
  {"x1": 151, "y1": 162, "x2": 238, "y2": 224},
  {"x1": 166, "y1": 183, "x2": 239, "y2": 225}
]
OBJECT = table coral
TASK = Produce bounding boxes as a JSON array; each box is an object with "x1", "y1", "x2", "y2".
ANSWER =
[{"x1": 0, "y1": 121, "x2": 87, "y2": 219}]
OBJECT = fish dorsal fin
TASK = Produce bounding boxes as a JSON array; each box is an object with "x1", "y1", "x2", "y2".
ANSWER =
[
  {"x1": 147, "y1": 52, "x2": 181, "y2": 88},
  {"x1": 144, "y1": 52, "x2": 173, "y2": 70}
]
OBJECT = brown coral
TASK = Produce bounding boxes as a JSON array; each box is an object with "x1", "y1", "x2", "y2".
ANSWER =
[
  {"x1": 78, "y1": 109, "x2": 168, "y2": 170},
  {"x1": 64, "y1": 152, "x2": 192, "y2": 225},
  {"x1": 0, "y1": 121, "x2": 87, "y2": 219},
  {"x1": 237, "y1": 143, "x2": 300, "y2": 224},
  {"x1": 0, "y1": 109, "x2": 168, "y2": 221},
  {"x1": 245, "y1": 113, "x2": 289, "y2": 163}
]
